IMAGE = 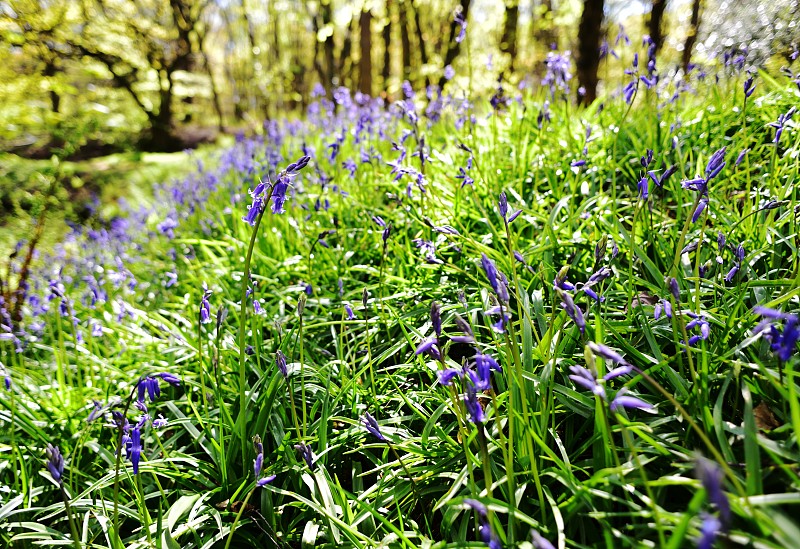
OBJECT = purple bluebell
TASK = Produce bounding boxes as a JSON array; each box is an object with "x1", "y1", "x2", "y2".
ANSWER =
[
  {"x1": 256, "y1": 475, "x2": 276, "y2": 487},
  {"x1": 415, "y1": 336, "x2": 442, "y2": 361},
  {"x1": 129, "y1": 426, "x2": 142, "y2": 474},
  {"x1": 362, "y1": 412, "x2": 387, "y2": 442},
  {"x1": 45, "y1": 444, "x2": 64, "y2": 484},
  {"x1": 735, "y1": 148, "x2": 749, "y2": 166},
  {"x1": 531, "y1": 531, "x2": 556, "y2": 549},
  {"x1": 542, "y1": 51, "x2": 573, "y2": 97},
  {"x1": 743, "y1": 75, "x2": 756, "y2": 98},
  {"x1": 753, "y1": 307, "x2": 800, "y2": 361},
  {"x1": 431, "y1": 301, "x2": 442, "y2": 338},
  {"x1": 254, "y1": 435, "x2": 264, "y2": 478},
  {"x1": 200, "y1": 285, "x2": 212, "y2": 324},
  {"x1": 654, "y1": 299, "x2": 672, "y2": 320},
  {"x1": 610, "y1": 389, "x2": 654, "y2": 412},
  {"x1": 471, "y1": 354, "x2": 501, "y2": 391},
  {"x1": 697, "y1": 513, "x2": 721, "y2": 549},
  {"x1": 587, "y1": 342, "x2": 629, "y2": 366},
  {"x1": 767, "y1": 107, "x2": 797, "y2": 146},
  {"x1": 481, "y1": 254, "x2": 509, "y2": 303},
  {"x1": 276, "y1": 350, "x2": 288, "y2": 377},
  {"x1": 294, "y1": 443, "x2": 315, "y2": 470},
  {"x1": 558, "y1": 290, "x2": 585, "y2": 334},
  {"x1": 152, "y1": 415, "x2": 168, "y2": 428},
  {"x1": 696, "y1": 457, "x2": 731, "y2": 524},
  {"x1": 637, "y1": 176, "x2": 649, "y2": 199},
  {"x1": 345, "y1": 304, "x2": 356, "y2": 320},
  {"x1": 464, "y1": 385, "x2": 485, "y2": 424}
]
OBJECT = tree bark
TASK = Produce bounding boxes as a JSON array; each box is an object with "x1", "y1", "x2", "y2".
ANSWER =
[
  {"x1": 500, "y1": 1, "x2": 519, "y2": 73},
  {"x1": 359, "y1": 8, "x2": 373, "y2": 96},
  {"x1": 321, "y1": 0, "x2": 336, "y2": 86},
  {"x1": 576, "y1": 0, "x2": 604, "y2": 104},
  {"x1": 411, "y1": 0, "x2": 429, "y2": 88},
  {"x1": 382, "y1": 0, "x2": 393, "y2": 93},
  {"x1": 398, "y1": 0, "x2": 412, "y2": 81},
  {"x1": 682, "y1": 0, "x2": 702, "y2": 73},
  {"x1": 649, "y1": 0, "x2": 667, "y2": 53},
  {"x1": 437, "y1": 0, "x2": 471, "y2": 90}
]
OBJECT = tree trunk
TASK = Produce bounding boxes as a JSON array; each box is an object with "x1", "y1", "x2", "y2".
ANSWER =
[
  {"x1": 500, "y1": 1, "x2": 519, "y2": 73},
  {"x1": 321, "y1": 0, "x2": 336, "y2": 87},
  {"x1": 43, "y1": 59, "x2": 61, "y2": 114},
  {"x1": 398, "y1": 0, "x2": 412, "y2": 81},
  {"x1": 437, "y1": 0, "x2": 471, "y2": 89},
  {"x1": 576, "y1": 0, "x2": 604, "y2": 104},
  {"x1": 359, "y1": 8, "x2": 373, "y2": 96},
  {"x1": 411, "y1": 1, "x2": 429, "y2": 89},
  {"x1": 198, "y1": 27, "x2": 225, "y2": 131},
  {"x1": 649, "y1": 0, "x2": 667, "y2": 53},
  {"x1": 682, "y1": 0, "x2": 702, "y2": 73},
  {"x1": 382, "y1": 0, "x2": 393, "y2": 93}
]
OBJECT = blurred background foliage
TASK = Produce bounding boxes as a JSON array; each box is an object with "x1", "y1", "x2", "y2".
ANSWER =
[{"x1": 1, "y1": 0, "x2": 798, "y2": 253}]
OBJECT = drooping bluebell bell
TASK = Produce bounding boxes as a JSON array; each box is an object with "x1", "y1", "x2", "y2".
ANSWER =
[
  {"x1": 256, "y1": 475, "x2": 276, "y2": 487},
  {"x1": 464, "y1": 384, "x2": 485, "y2": 424},
  {"x1": 696, "y1": 456, "x2": 731, "y2": 524},
  {"x1": 481, "y1": 254, "x2": 509, "y2": 303},
  {"x1": 587, "y1": 342, "x2": 629, "y2": 366},
  {"x1": 45, "y1": 444, "x2": 64, "y2": 484},
  {"x1": 685, "y1": 313, "x2": 711, "y2": 346},
  {"x1": 129, "y1": 425, "x2": 142, "y2": 474},
  {"x1": 753, "y1": 306, "x2": 799, "y2": 361},
  {"x1": 200, "y1": 284, "x2": 212, "y2": 324},
  {"x1": 681, "y1": 147, "x2": 726, "y2": 223},
  {"x1": 431, "y1": 301, "x2": 442, "y2": 338},
  {"x1": 345, "y1": 304, "x2": 356, "y2": 320},
  {"x1": 463, "y1": 499, "x2": 500, "y2": 549},
  {"x1": 294, "y1": 443, "x2": 315, "y2": 470},
  {"x1": 152, "y1": 415, "x2": 168, "y2": 428},
  {"x1": 276, "y1": 350, "x2": 289, "y2": 377},
  {"x1": 531, "y1": 531, "x2": 556, "y2": 549},
  {"x1": 654, "y1": 299, "x2": 672, "y2": 320},
  {"x1": 609, "y1": 389, "x2": 654, "y2": 412},
  {"x1": 743, "y1": 74, "x2": 756, "y2": 98},
  {"x1": 735, "y1": 148, "x2": 749, "y2": 166},
  {"x1": 254, "y1": 435, "x2": 264, "y2": 477},
  {"x1": 362, "y1": 412, "x2": 387, "y2": 442},
  {"x1": 471, "y1": 354, "x2": 502, "y2": 391},
  {"x1": 768, "y1": 107, "x2": 796, "y2": 145},
  {"x1": 558, "y1": 289, "x2": 585, "y2": 334},
  {"x1": 697, "y1": 513, "x2": 721, "y2": 549}
]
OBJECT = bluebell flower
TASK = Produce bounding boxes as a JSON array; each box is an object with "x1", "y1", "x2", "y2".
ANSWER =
[
  {"x1": 531, "y1": 531, "x2": 556, "y2": 549},
  {"x1": 276, "y1": 350, "x2": 288, "y2": 377},
  {"x1": 743, "y1": 75, "x2": 756, "y2": 97},
  {"x1": 197, "y1": 290, "x2": 212, "y2": 327},
  {"x1": 362, "y1": 412, "x2": 387, "y2": 442},
  {"x1": 558, "y1": 289, "x2": 585, "y2": 334},
  {"x1": 464, "y1": 499, "x2": 500, "y2": 549},
  {"x1": 345, "y1": 304, "x2": 356, "y2": 320},
  {"x1": 294, "y1": 443, "x2": 315, "y2": 470},
  {"x1": 697, "y1": 513, "x2": 721, "y2": 549},
  {"x1": 454, "y1": 9, "x2": 467, "y2": 43},
  {"x1": 415, "y1": 336, "x2": 441, "y2": 361},
  {"x1": 129, "y1": 426, "x2": 142, "y2": 474},
  {"x1": 256, "y1": 475, "x2": 276, "y2": 487},
  {"x1": 696, "y1": 457, "x2": 731, "y2": 524},
  {"x1": 753, "y1": 306, "x2": 800, "y2": 361},
  {"x1": 654, "y1": 299, "x2": 672, "y2": 320},
  {"x1": 464, "y1": 385, "x2": 485, "y2": 424},
  {"x1": 254, "y1": 435, "x2": 264, "y2": 477},
  {"x1": 768, "y1": 107, "x2": 795, "y2": 145},
  {"x1": 735, "y1": 148, "x2": 749, "y2": 166},
  {"x1": 45, "y1": 444, "x2": 64, "y2": 484},
  {"x1": 610, "y1": 389, "x2": 654, "y2": 412}
]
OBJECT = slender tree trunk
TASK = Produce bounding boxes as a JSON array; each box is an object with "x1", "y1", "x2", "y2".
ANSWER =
[
  {"x1": 649, "y1": 0, "x2": 667, "y2": 53},
  {"x1": 359, "y1": 8, "x2": 373, "y2": 96},
  {"x1": 534, "y1": 0, "x2": 556, "y2": 61},
  {"x1": 682, "y1": 0, "x2": 702, "y2": 73},
  {"x1": 411, "y1": 0, "x2": 429, "y2": 88},
  {"x1": 398, "y1": 0, "x2": 412, "y2": 81},
  {"x1": 437, "y1": 0, "x2": 471, "y2": 89},
  {"x1": 500, "y1": 1, "x2": 519, "y2": 73},
  {"x1": 382, "y1": 0, "x2": 393, "y2": 94},
  {"x1": 321, "y1": 0, "x2": 336, "y2": 86},
  {"x1": 198, "y1": 27, "x2": 225, "y2": 131},
  {"x1": 576, "y1": 0, "x2": 604, "y2": 104}
]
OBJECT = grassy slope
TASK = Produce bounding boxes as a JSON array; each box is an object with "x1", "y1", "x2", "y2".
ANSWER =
[{"x1": 1, "y1": 64, "x2": 800, "y2": 549}]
